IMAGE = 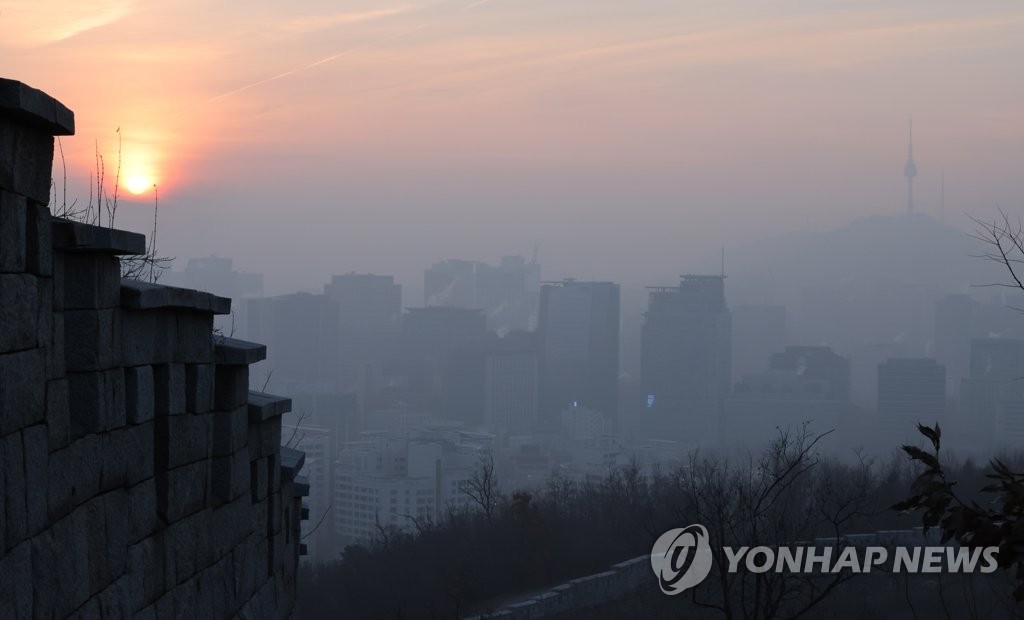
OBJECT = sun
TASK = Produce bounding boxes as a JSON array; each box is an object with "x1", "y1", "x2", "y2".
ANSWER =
[{"x1": 124, "y1": 174, "x2": 154, "y2": 195}]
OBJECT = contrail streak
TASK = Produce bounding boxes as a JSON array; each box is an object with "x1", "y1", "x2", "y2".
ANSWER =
[
  {"x1": 175, "y1": 0, "x2": 497, "y2": 116},
  {"x1": 174, "y1": 21, "x2": 429, "y2": 116}
]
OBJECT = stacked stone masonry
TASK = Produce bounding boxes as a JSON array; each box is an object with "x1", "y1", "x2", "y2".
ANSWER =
[{"x1": 0, "y1": 78, "x2": 307, "y2": 618}]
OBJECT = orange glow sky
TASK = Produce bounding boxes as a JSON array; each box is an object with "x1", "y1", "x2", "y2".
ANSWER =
[{"x1": 3, "y1": 0, "x2": 1023, "y2": 292}]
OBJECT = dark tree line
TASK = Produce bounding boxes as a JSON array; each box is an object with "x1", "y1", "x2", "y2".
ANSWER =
[{"x1": 297, "y1": 426, "x2": 1006, "y2": 619}]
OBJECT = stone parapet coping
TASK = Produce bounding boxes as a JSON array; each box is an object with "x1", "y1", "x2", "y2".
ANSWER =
[{"x1": 121, "y1": 278, "x2": 231, "y2": 314}]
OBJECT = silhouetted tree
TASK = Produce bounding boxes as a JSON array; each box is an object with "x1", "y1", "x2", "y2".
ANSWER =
[
  {"x1": 970, "y1": 209, "x2": 1024, "y2": 296},
  {"x1": 674, "y1": 426, "x2": 877, "y2": 619},
  {"x1": 894, "y1": 423, "x2": 1024, "y2": 601},
  {"x1": 891, "y1": 209, "x2": 1024, "y2": 604},
  {"x1": 460, "y1": 453, "x2": 500, "y2": 522}
]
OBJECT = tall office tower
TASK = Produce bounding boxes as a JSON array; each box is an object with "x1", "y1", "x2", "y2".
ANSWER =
[
  {"x1": 538, "y1": 280, "x2": 620, "y2": 429},
  {"x1": 878, "y1": 358, "x2": 946, "y2": 445},
  {"x1": 444, "y1": 332, "x2": 540, "y2": 433},
  {"x1": 933, "y1": 294, "x2": 974, "y2": 398},
  {"x1": 324, "y1": 273, "x2": 402, "y2": 329},
  {"x1": 732, "y1": 305, "x2": 787, "y2": 380},
  {"x1": 323, "y1": 273, "x2": 403, "y2": 390},
  {"x1": 402, "y1": 306, "x2": 489, "y2": 401},
  {"x1": 404, "y1": 306, "x2": 488, "y2": 354},
  {"x1": 484, "y1": 348, "x2": 540, "y2": 435},
  {"x1": 424, "y1": 255, "x2": 541, "y2": 333},
  {"x1": 641, "y1": 275, "x2": 731, "y2": 446},
  {"x1": 725, "y1": 369, "x2": 843, "y2": 450},
  {"x1": 770, "y1": 346, "x2": 851, "y2": 403},
  {"x1": 726, "y1": 345, "x2": 849, "y2": 451},
  {"x1": 245, "y1": 292, "x2": 340, "y2": 393},
  {"x1": 425, "y1": 259, "x2": 479, "y2": 308},
  {"x1": 961, "y1": 338, "x2": 1024, "y2": 453}
]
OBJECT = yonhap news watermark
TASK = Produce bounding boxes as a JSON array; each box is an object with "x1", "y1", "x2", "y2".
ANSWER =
[{"x1": 650, "y1": 523, "x2": 1000, "y2": 596}]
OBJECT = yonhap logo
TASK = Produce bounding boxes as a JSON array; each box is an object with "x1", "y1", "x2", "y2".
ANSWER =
[
  {"x1": 650, "y1": 524, "x2": 1001, "y2": 596},
  {"x1": 650, "y1": 524, "x2": 714, "y2": 595}
]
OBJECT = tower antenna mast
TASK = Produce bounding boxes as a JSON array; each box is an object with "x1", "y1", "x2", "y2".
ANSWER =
[
  {"x1": 940, "y1": 169, "x2": 945, "y2": 222},
  {"x1": 904, "y1": 116, "x2": 917, "y2": 215}
]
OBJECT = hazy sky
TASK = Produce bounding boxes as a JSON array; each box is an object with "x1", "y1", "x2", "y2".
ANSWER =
[{"x1": 4, "y1": 0, "x2": 1023, "y2": 293}]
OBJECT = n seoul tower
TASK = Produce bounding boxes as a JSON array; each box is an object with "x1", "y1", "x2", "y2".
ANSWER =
[{"x1": 904, "y1": 118, "x2": 917, "y2": 215}]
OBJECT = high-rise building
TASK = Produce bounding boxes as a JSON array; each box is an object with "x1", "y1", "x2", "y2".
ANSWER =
[
  {"x1": 561, "y1": 404, "x2": 612, "y2": 440},
  {"x1": 961, "y1": 338, "x2": 1024, "y2": 453},
  {"x1": 641, "y1": 275, "x2": 731, "y2": 445},
  {"x1": 323, "y1": 273, "x2": 403, "y2": 391},
  {"x1": 724, "y1": 345, "x2": 851, "y2": 448},
  {"x1": 245, "y1": 293, "x2": 340, "y2": 393},
  {"x1": 538, "y1": 280, "x2": 620, "y2": 429},
  {"x1": 732, "y1": 305, "x2": 787, "y2": 381},
  {"x1": 425, "y1": 259, "x2": 479, "y2": 309},
  {"x1": 724, "y1": 369, "x2": 843, "y2": 450},
  {"x1": 424, "y1": 256, "x2": 541, "y2": 333},
  {"x1": 878, "y1": 358, "x2": 945, "y2": 445},
  {"x1": 404, "y1": 306, "x2": 488, "y2": 351},
  {"x1": 933, "y1": 294, "x2": 974, "y2": 398},
  {"x1": 994, "y1": 401, "x2": 1024, "y2": 453},
  {"x1": 770, "y1": 346, "x2": 851, "y2": 403},
  {"x1": 444, "y1": 332, "x2": 540, "y2": 433},
  {"x1": 289, "y1": 392, "x2": 359, "y2": 453},
  {"x1": 333, "y1": 430, "x2": 486, "y2": 545},
  {"x1": 484, "y1": 351, "x2": 540, "y2": 435},
  {"x1": 387, "y1": 306, "x2": 491, "y2": 413},
  {"x1": 324, "y1": 273, "x2": 402, "y2": 331},
  {"x1": 968, "y1": 338, "x2": 1024, "y2": 381}
]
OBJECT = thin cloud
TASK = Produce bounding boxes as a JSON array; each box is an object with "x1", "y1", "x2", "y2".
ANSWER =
[
  {"x1": 353, "y1": 10, "x2": 1024, "y2": 100},
  {"x1": 174, "y1": 21, "x2": 431, "y2": 116},
  {"x1": 277, "y1": 6, "x2": 414, "y2": 35},
  {"x1": 174, "y1": 0, "x2": 499, "y2": 115},
  {"x1": 0, "y1": 0, "x2": 135, "y2": 47}
]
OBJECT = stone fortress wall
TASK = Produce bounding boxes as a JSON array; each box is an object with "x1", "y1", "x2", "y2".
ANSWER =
[
  {"x1": 0, "y1": 78, "x2": 307, "y2": 618},
  {"x1": 471, "y1": 527, "x2": 946, "y2": 618}
]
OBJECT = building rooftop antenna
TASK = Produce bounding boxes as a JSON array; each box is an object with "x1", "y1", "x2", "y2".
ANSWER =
[
  {"x1": 904, "y1": 116, "x2": 918, "y2": 215},
  {"x1": 940, "y1": 169, "x2": 946, "y2": 223}
]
